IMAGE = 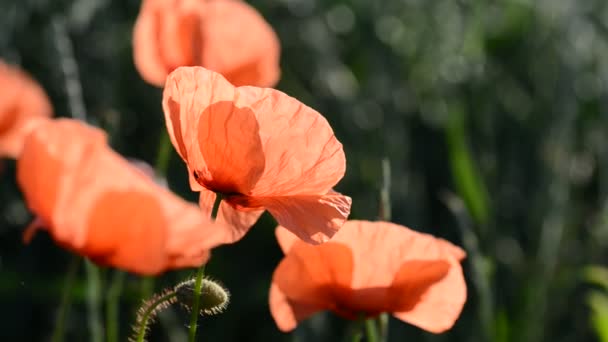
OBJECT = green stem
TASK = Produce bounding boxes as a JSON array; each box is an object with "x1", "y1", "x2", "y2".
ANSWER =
[
  {"x1": 377, "y1": 313, "x2": 389, "y2": 342},
  {"x1": 188, "y1": 265, "x2": 206, "y2": 342},
  {"x1": 85, "y1": 260, "x2": 104, "y2": 342},
  {"x1": 364, "y1": 319, "x2": 379, "y2": 342},
  {"x1": 106, "y1": 271, "x2": 125, "y2": 342},
  {"x1": 154, "y1": 130, "x2": 172, "y2": 176},
  {"x1": 51, "y1": 256, "x2": 80, "y2": 342},
  {"x1": 135, "y1": 291, "x2": 178, "y2": 342},
  {"x1": 188, "y1": 194, "x2": 222, "y2": 342},
  {"x1": 379, "y1": 158, "x2": 391, "y2": 222}
]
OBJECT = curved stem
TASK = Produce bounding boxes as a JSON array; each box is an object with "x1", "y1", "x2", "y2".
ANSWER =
[
  {"x1": 51, "y1": 256, "x2": 80, "y2": 342},
  {"x1": 135, "y1": 291, "x2": 178, "y2": 342}
]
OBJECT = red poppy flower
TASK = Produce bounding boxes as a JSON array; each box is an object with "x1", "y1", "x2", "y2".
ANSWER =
[
  {"x1": 163, "y1": 66, "x2": 351, "y2": 245},
  {"x1": 18, "y1": 119, "x2": 225, "y2": 275},
  {"x1": 133, "y1": 0, "x2": 280, "y2": 87},
  {"x1": 0, "y1": 60, "x2": 52, "y2": 158},
  {"x1": 269, "y1": 220, "x2": 467, "y2": 333}
]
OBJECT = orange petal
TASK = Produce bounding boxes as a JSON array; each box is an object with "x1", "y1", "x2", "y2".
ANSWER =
[
  {"x1": 163, "y1": 66, "x2": 236, "y2": 189},
  {"x1": 270, "y1": 241, "x2": 353, "y2": 329},
  {"x1": 0, "y1": 61, "x2": 52, "y2": 158},
  {"x1": 330, "y1": 221, "x2": 465, "y2": 289},
  {"x1": 274, "y1": 225, "x2": 301, "y2": 253},
  {"x1": 234, "y1": 86, "x2": 346, "y2": 197},
  {"x1": 163, "y1": 67, "x2": 347, "y2": 202},
  {"x1": 269, "y1": 283, "x2": 320, "y2": 332},
  {"x1": 196, "y1": 100, "x2": 265, "y2": 194},
  {"x1": 215, "y1": 203, "x2": 264, "y2": 243},
  {"x1": 325, "y1": 220, "x2": 466, "y2": 332},
  {"x1": 17, "y1": 119, "x2": 220, "y2": 275},
  {"x1": 387, "y1": 260, "x2": 450, "y2": 311},
  {"x1": 392, "y1": 261, "x2": 466, "y2": 333},
  {"x1": 133, "y1": 0, "x2": 280, "y2": 88},
  {"x1": 132, "y1": 0, "x2": 168, "y2": 86},
  {"x1": 260, "y1": 192, "x2": 352, "y2": 244},
  {"x1": 198, "y1": 188, "x2": 264, "y2": 245},
  {"x1": 200, "y1": 0, "x2": 280, "y2": 87}
]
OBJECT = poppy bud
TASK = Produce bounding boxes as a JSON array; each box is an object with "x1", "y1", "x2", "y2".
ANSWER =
[{"x1": 175, "y1": 277, "x2": 230, "y2": 316}]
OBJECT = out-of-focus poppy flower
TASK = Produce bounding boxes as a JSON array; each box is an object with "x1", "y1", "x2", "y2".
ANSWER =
[
  {"x1": 17, "y1": 118, "x2": 225, "y2": 275},
  {"x1": 269, "y1": 220, "x2": 467, "y2": 333},
  {"x1": 133, "y1": 0, "x2": 280, "y2": 88},
  {"x1": 163, "y1": 66, "x2": 351, "y2": 245},
  {"x1": 0, "y1": 61, "x2": 52, "y2": 158}
]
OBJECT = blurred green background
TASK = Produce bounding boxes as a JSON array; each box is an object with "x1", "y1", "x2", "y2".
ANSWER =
[{"x1": 2, "y1": 0, "x2": 608, "y2": 341}]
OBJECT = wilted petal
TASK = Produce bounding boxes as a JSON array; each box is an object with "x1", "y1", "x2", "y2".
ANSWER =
[{"x1": 261, "y1": 192, "x2": 351, "y2": 244}]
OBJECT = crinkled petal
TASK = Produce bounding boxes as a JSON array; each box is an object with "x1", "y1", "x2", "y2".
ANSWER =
[
  {"x1": 163, "y1": 66, "x2": 236, "y2": 190},
  {"x1": 232, "y1": 85, "x2": 346, "y2": 196},
  {"x1": 163, "y1": 67, "x2": 346, "y2": 200},
  {"x1": 17, "y1": 119, "x2": 220, "y2": 275},
  {"x1": 260, "y1": 192, "x2": 351, "y2": 244}
]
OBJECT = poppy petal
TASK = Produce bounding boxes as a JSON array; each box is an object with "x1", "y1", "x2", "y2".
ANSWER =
[
  {"x1": 387, "y1": 260, "x2": 450, "y2": 311},
  {"x1": 199, "y1": 188, "x2": 264, "y2": 245},
  {"x1": 270, "y1": 241, "x2": 353, "y2": 330},
  {"x1": 269, "y1": 283, "x2": 320, "y2": 332},
  {"x1": 133, "y1": 0, "x2": 280, "y2": 88},
  {"x1": 0, "y1": 61, "x2": 52, "y2": 158},
  {"x1": 215, "y1": 203, "x2": 264, "y2": 243},
  {"x1": 196, "y1": 100, "x2": 265, "y2": 194},
  {"x1": 132, "y1": 0, "x2": 168, "y2": 86},
  {"x1": 274, "y1": 225, "x2": 300, "y2": 253},
  {"x1": 330, "y1": 221, "x2": 466, "y2": 289},
  {"x1": 18, "y1": 119, "x2": 220, "y2": 275},
  {"x1": 163, "y1": 66, "x2": 236, "y2": 190},
  {"x1": 392, "y1": 261, "x2": 466, "y2": 333},
  {"x1": 233, "y1": 86, "x2": 346, "y2": 197},
  {"x1": 201, "y1": 0, "x2": 280, "y2": 87},
  {"x1": 261, "y1": 192, "x2": 352, "y2": 244}
]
